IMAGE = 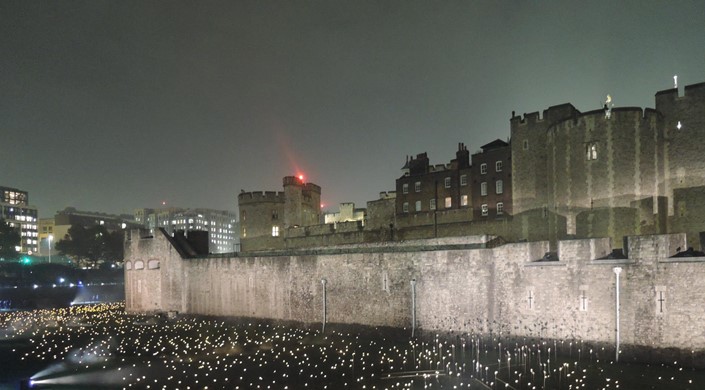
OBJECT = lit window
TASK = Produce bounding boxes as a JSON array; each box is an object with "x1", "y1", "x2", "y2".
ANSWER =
[
  {"x1": 586, "y1": 142, "x2": 598, "y2": 160},
  {"x1": 481, "y1": 182, "x2": 487, "y2": 196},
  {"x1": 480, "y1": 163, "x2": 487, "y2": 174},
  {"x1": 272, "y1": 226, "x2": 279, "y2": 237},
  {"x1": 497, "y1": 202, "x2": 504, "y2": 215},
  {"x1": 461, "y1": 195, "x2": 468, "y2": 206},
  {"x1": 415, "y1": 200, "x2": 421, "y2": 211},
  {"x1": 415, "y1": 182, "x2": 421, "y2": 192},
  {"x1": 496, "y1": 180, "x2": 503, "y2": 194},
  {"x1": 481, "y1": 204, "x2": 488, "y2": 216},
  {"x1": 402, "y1": 183, "x2": 409, "y2": 194},
  {"x1": 403, "y1": 202, "x2": 409, "y2": 213},
  {"x1": 429, "y1": 199, "x2": 436, "y2": 210},
  {"x1": 460, "y1": 174, "x2": 467, "y2": 186},
  {"x1": 496, "y1": 161, "x2": 503, "y2": 172},
  {"x1": 445, "y1": 197, "x2": 452, "y2": 208},
  {"x1": 444, "y1": 177, "x2": 451, "y2": 188}
]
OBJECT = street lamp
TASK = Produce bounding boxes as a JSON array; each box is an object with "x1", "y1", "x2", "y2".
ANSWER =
[
  {"x1": 613, "y1": 266, "x2": 622, "y2": 362},
  {"x1": 48, "y1": 234, "x2": 53, "y2": 264}
]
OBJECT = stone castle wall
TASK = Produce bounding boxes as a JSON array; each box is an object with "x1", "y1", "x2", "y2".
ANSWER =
[
  {"x1": 547, "y1": 108, "x2": 665, "y2": 235},
  {"x1": 125, "y1": 229, "x2": 705, "y2": 363},
  {"x1": 509, "y1": 82, "x2": 705, "y2": 246},
  {"x1": 656, "y1": 82, "x2": 705, "y2": 212}
]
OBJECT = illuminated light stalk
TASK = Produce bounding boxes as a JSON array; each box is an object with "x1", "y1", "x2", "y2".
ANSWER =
[
  {"x1": 410, "y1": 279, "x2": 417, "y2": 337},
  {"x1": 321, "y1": 279, "x2": 327, "y2": 333},
  {"x1": 48, "y1": 234, "x2": 53, "y2": 264},
  {"x1": 613, "y1": 267, "x2": 622, "y2": 362}
]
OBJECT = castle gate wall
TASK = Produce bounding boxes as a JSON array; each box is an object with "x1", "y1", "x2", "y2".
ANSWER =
[{"x1": 125, "y1": 231, "x2": 705, "y2": 360}]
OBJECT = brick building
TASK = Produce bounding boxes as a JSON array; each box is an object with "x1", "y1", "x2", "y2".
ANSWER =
[
  {"x1": 470, "y1": 139, "x2": 512, "y2": 220},
  {"x1": 395, "y1": 143, "x2": 473, "y2": 229}
]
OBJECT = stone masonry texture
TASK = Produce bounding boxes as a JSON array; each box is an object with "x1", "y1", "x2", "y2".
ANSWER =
[{"x1": 125, "y1": 229, "x2": 705, "y2": 365}]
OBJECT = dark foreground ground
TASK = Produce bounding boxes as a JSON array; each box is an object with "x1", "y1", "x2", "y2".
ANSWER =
[{"x1": 1, "y1": 303, "x2": 704, "y2": 389}]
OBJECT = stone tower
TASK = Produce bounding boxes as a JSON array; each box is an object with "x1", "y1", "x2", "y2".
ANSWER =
[{"x1": 282, "y1": 176, "x2": 321, "y2": 228}]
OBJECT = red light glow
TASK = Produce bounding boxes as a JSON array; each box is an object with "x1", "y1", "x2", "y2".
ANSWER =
[{"x1": 298, "y1": 174, "x2": 304, "y2": 181}]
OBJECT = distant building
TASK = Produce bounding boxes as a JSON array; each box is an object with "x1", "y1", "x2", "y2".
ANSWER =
[
  {"x1": 0, "y1": 186, "x2": 38, "y2": 255},
  {"x1": 54, "y1": 207, "x2": 139, "y2": 234},
  {"x1": 133, "y1": 207, "x2": 239, "y2": 254},
  {"x1": 324, "y1": 203, "x2": 366, "y2": 225},
  {"x1": 54, "y1": 207, "x2": 137, "y2": 231},
  {"x1": 37, "y1": 218, "x2": 55, "y2": 256},
  {"x1": 49, "y1": 208, "x2": 142, "y2": 255}
]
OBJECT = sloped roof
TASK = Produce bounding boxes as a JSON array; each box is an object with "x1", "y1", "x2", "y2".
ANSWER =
[{"x1": 480, "y1": 139, "x2": 509, "y2": 151}]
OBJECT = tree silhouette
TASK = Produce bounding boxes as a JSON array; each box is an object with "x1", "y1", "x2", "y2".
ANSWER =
[
  {"x1": 55, "y1": 224, "x2": 124, "y2": 268},
  {"x1": 0, "y1": 219, "x2": 21, "y2": 260}
]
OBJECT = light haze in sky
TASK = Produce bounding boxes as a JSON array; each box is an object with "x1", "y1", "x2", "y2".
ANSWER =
[{"x1": 2, "y1": 1, "x2": 704, "y2": 217}]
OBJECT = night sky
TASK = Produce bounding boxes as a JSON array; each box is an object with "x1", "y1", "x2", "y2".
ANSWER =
[{"x1": 2, "y1": 1, "x2": 704, "y2": 218}]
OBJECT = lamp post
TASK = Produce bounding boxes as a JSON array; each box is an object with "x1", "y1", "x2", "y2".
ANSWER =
[
  {"x1": 613, "y1": 266, "x2": 622, "y2": 362},
  {"x1": 411, "y1": 278, "x2": 417, "y2": 337},
  {"x1": 48, "y1": 234, "x2": 53, "y2": 264},
  {"x1": 321, "y1": 279, "x2": 327, "y2": 333}
]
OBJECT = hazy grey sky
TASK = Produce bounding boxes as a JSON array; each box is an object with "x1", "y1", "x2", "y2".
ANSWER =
[{"x1": 2, "y1": 0, "x2": 704, "y2": 218}]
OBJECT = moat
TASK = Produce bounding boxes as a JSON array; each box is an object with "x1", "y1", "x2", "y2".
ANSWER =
[{"x1": 1, "y1": 303, "x2": 704, "y2": 389}]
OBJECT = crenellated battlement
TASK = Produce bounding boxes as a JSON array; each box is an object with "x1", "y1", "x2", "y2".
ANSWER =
[
  {"x1": 656, "y1": 81, "x2": 705, "y2": 100},
  {"x1": 685, "y1": 81, "x2": 705, "y2": 96},
  {"x1": 303, "y1": 183, "x2": 321, "y2": 194},
  {"x1": 282, "y1": 175, "x2": 304, "y2": 187},
  {"x1": 565, "y1": 106, "x2": 661, "y2": 123},
  {"x1": 237, "y1": 191, "x2": 285, "y2": 204},
  {"x1": 511, "y1": 103, "x2": 580, "y2": 129},
  {"x1": 511, "y1": 111, "x2": 542, "y2": 126},
  {"x1": 282, "y1": 176, "x2": 321, "y2": 194},
  {"x1": 656, "y1": 87, "x2": 678, "y2": 99}
]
